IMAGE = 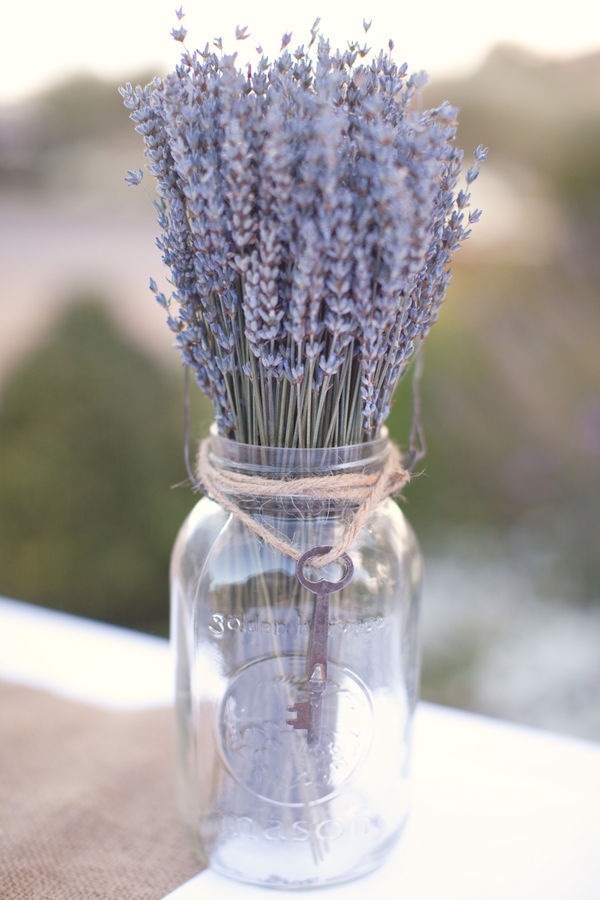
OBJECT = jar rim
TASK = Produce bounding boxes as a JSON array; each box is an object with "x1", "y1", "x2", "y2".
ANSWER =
[{"x1": 207, "y1": 425, "x2": 391, "y2": 477}]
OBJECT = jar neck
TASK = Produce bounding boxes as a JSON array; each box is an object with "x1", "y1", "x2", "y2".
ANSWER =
[{"x1": 207, "y1": 425, "x2": 391, "y2": 483}]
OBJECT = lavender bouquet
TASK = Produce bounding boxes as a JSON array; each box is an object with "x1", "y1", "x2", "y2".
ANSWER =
[
  {"x1": 121, "y1": 14, "x2": 485, "y2": 451},
  {"x1": 122, "y1": 14, "x2": 486, "y2": 888}
]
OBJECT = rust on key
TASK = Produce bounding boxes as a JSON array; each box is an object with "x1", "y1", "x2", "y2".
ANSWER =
[{"x1": 287, "y1": 546, "x2": 354, "y2": 744}]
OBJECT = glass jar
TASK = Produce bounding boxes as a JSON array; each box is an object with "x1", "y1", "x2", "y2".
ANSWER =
[{"x1": 170, "y1": 429, "x2": 422, "y2": 889}]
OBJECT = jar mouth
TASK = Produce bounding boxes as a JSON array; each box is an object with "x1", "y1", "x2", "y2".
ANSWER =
[{"x1": 208, "y1": 425, "x2": 391, "y2": 478}]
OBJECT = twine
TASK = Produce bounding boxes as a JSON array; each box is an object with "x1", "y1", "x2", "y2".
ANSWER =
[{"x1": 195, "y1": 439, "x2": 410, "y2": 567}]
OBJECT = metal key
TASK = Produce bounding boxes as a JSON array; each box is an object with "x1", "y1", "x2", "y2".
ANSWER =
[{"x1": 287, "y1": 546, "x2": 354, "y2": 744}]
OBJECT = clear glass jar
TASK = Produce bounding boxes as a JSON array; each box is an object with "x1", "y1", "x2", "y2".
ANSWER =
[{"x1": 170, "y1": 429, "x2": 422, "y2": 889}]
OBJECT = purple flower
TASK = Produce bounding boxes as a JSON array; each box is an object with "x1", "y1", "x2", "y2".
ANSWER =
[
  {"x1": 124, "y1": 168, "x2": 143, "y2": 186},
  {"x1": 122, "y1": 21, "x2": 485, "y2": 447}
]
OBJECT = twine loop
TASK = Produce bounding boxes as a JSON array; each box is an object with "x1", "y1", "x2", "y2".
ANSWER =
[{"x1": 195, "y1": 438, "x2": 410, "y2": 567}]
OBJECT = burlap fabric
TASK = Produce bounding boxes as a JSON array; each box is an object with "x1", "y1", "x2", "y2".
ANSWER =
[{"x1": 0, "y1": 681, "x2": 203, "y2": 899}]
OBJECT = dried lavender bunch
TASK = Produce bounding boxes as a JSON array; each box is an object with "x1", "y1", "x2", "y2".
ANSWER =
[{"x1": 121, "y1": 13, "x2": 486, "y2": 449}]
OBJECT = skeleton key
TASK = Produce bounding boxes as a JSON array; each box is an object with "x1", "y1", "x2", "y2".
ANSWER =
[{"x1": 287, "y1": 546, "x2": 354, "y2": 744}]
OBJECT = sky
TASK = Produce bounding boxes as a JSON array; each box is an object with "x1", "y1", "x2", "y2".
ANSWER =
[{"x1": 2, "y1": 0, "x2": 599, "y2": 104}]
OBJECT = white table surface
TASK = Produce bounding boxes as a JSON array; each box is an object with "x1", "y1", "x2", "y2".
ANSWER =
[{"x1": 1, "y1": 595, "x2": 599, "y2": 900}]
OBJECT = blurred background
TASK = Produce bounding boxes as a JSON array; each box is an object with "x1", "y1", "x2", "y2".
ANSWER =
[{"x1": 1, "y1": 3, "x2": 599, "y2": 740}]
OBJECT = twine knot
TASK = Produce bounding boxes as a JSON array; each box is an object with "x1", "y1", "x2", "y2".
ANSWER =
[{"x1": 195, "y1": 439, "x2": 410, "y2": 567}]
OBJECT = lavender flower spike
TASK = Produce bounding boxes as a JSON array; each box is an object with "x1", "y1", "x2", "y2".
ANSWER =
[{"x1": 122, "y1": 16, "x2": 485, "y2": 448}]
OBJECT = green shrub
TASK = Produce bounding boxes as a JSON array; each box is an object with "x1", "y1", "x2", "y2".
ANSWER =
[{"x1": 0, "y1": 299, "x2": 206, "y2": 634}]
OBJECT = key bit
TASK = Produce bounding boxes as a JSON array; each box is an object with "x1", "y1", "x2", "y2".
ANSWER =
[
  {"x1": 287, "y1": 664, "x2": 327, "y2": 742},
  {"x1": 286, "y1": 699, "x2": 312, "y2": 732},
  {"x1": 287, "y1": 695, "x2": 323, "y2": 744}
]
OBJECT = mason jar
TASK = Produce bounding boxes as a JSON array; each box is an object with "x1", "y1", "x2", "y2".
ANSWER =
[{"x1": 170, "y1": 428, "x2": 422, "y2": 888}]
